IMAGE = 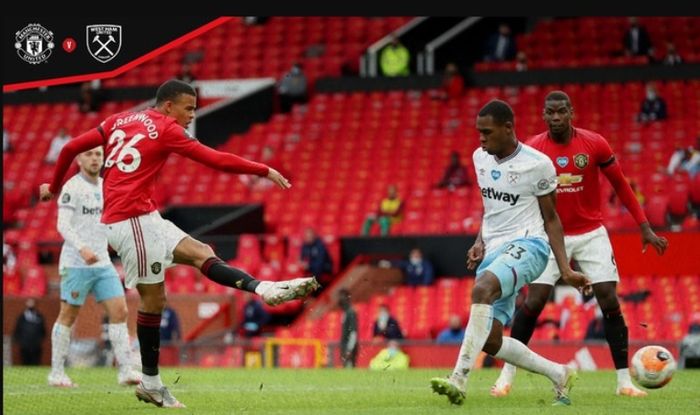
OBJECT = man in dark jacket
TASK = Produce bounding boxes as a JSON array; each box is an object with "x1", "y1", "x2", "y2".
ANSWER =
[
  {"x1": 13, "y1": 298, "x2": 46, "y2": 365},
  {"x1": 301, "y1": 228, "x2": 333, "y2": 286},
  {"x1": 338, "y1": 289, "x2": 359, "y2": 368},
  {"x1": 373, "y1": 304, "x2": 404, "y2": 340}
]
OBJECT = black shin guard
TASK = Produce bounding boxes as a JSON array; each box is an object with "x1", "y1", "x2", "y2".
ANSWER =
[
  {"x1": 136, "y1": 311, "x2": 162, "y2": 376},
  {"x1": 603, "y1": 307, "x2": 629, "y2": 369},
  {"x1": 200, "y1": 257, "x2": 260, "y2": 293},
  {"x1": 509, "y1": 304, "x2": 540, "y2": 345}
]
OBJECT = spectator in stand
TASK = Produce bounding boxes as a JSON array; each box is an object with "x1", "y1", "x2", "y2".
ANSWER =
[
  {"x1": 436, "y1": 314, "x2": 466, "y2": 344},
  {"x1": 515, "y1": 51, "x2": 528, "y2": 72},
  {"x1": 45, "y1": 128, "x2": 71, "y2": 164},
  {"x1": 300, "y1": 227, "x2": 333, "y2": 286},
  {"x1": 3, "y1": 128, "x2": 11, "y2": 152},
  {"x1": 667, "y1": 138, "x2": 700, "y2": 177},
  {"x1": 396, "y1": 248, "x2": 435, "y2": 287},
  {"x1": 361, "y1": 184, "x2": 403, "y2": 236},
  {"x1": 338, "y1": 289, "x2": 359, "y2": 368},
  {"x1": 436, "y1": 151, "x2": 470, "y2": 190},
  {"x1": 380, "y1": 35, "x2": 410, "y2": 77},
  {"x1": 3, "y1": 237, "x2": 17, "y2": 274},
  {"x1": 663, "y1": 42, "x2": 683, "y2": 66},
  {"x1": 623, "y1": 17, "x2": 653, "y2": 58},
  {"x1": 434, "y1": 63, "x2": 464, "y2": 101},
  {"x1": 78, "y1": 81, "x2": 102, "y2": 114},
  {"x1": 176, "y1": 62, "x2": 196, "y2": 84},
  {"x1": 373, "y1": 304, "x2": 404, "y2": 341},
  {"x1": 483, "y1": 23, "x2": 517, "y2": 62},
  {"x1": 240, "y1": 292, "x2": 271, "y2": 338},
  {"x1": 637, "y1": 82, "x2": 667, "y2": 123},
  {"x1": 159, "y1": 306, "x2": 181, "y2": 346},
  {"x1": 13, "y1": 298, "x2": 47, "y2": 365},
  {"x1": 369, "y1": 339, "x2": 410, "y2": 370},
  {"x1": 277, "y1": 62, "x2": 308, "y2": 113}
]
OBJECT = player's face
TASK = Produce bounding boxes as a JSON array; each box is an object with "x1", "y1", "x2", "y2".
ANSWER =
[
  {"x1": 165, "y1": 93, "x2": 197, "y2": 128},
  {"x1": 476, "y1": 115, "x2": 511, "y2": 155},
  {"x1": 77, "y1": 146, "x2": 104, "y2": 176},
  {"x1": 543, "y1": 100, "x2": 573, "y2": 135}
]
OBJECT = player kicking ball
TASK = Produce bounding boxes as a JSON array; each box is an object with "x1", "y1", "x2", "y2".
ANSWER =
[
  {"x1": 40, "y1": 79, "x2": 319, "y2": 408},
  {"x1": 430, "y1": 100, "x2": 591, "y2": 406},
  {"x1": 48, "y1": 146, "x2": 141, "y2": 388}
]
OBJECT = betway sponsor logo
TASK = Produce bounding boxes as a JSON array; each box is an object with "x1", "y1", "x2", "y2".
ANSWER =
[
  {"x1": 82, "y1": 206, "x2": 103, "y2": 215},
  {"x1": 480, "y1": 187, "x2": 520, "y2": 206}
]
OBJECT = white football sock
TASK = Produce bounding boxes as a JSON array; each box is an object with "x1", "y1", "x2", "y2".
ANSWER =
[
  {"x1": 108, "y1": 322, "x2": 132, "y2": 370},
  {"x1": 452, "y1": 304, "x2": 493, "y2": 388},
  {"x1": 494, "y1": 336, "x2": 564, "y2": 384},
  {"x1": 616, "y1": 368, "x2": 633, "y2": 386},
  {"x1": 495, "y1": 362, "x2": 517, "y2": 386},
  {"x1": 142, "y1": 374, "x2": 163, "y2": 389},
  {"x1": 51, "y1": 323, "x2": 72, "y2": 375}
]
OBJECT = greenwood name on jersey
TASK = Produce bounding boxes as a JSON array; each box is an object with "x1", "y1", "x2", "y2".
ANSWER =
[{"x1": 473, "y1": 142, "x2": 558, "y2": 253}]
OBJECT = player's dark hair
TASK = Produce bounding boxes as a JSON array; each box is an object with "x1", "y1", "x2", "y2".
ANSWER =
[
  {"x1": 478, "y1": 99, "x2": 514, "y2": 125},
  {"x1": 545, "y1": 90, "x2": 572, "y2": 107},
  {"x1": 155, "y1": 79, "x2": 196, "y2": 105}
]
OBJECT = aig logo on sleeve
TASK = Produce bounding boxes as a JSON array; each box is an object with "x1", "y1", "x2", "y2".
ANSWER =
[
  {"x1": 15, "y1": 23, "x2": 55, "y2": 64},
  {"x1": 86, "y1": 24, "x2": 122, "y2": 63}
]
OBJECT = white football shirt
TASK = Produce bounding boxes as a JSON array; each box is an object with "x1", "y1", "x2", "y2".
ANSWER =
[
  {"x1": 57, "y1": 174, "x2": 112, "y2": 269},
  {"x1": 473, "y1": 142, "x2": 558, "y2": 253}
]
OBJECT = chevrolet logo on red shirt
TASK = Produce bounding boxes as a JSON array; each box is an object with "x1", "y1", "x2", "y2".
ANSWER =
[{"x1": 557, "y1": 173, "x2": 583, "y2": 187}]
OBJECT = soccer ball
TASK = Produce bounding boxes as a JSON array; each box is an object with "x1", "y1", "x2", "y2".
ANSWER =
[{"x1": 630, "y1": 345, "x2": 677, "y2": 389}]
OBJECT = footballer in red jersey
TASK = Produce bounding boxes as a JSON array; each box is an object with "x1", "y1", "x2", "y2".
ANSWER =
[
  {"x1": 40, "y1": 80, "x2": 319, "y2": 408},
  {"x1": 491, "y1": 90, "x2": 668, "y2": 398}
]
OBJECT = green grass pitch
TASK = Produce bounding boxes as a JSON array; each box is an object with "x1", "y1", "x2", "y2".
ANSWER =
[{"x1": 4, "y1": 367, "x2": 699, "y2": 414}]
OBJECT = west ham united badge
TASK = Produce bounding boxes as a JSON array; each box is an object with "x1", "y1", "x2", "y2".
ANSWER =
[{"x1": 86, "y1": 25, "x2": 122, "y2": 63}]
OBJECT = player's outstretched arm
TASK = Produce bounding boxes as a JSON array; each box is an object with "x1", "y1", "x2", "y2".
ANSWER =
[
  {"x1": 601, "y1": 160, "x2": 668, "y2": 255},
  {"x1": 177, "y1": 139, "x2": 292, "y2": 188},
  {"x1": 538, "y1": 191, "x2": 591, "y2": 293},
  {"x1": 39, "y1": 129, "x2": 103, "y2": 201}
]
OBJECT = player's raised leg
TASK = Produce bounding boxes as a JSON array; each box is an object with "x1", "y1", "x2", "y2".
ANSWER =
[
  {"x1": 491, "y1": 283, "x2": 553, "y2": 397},
  {"x1": 173, "y1": 236, "x2": 319, "y2": 305}
]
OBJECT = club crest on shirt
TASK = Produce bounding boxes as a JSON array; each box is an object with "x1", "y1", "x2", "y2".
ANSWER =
[
  {"x1": 556, "y1": 156, "x2": 569, "y2": 168},
  {"x1": 61, "y1": 193, "x2": 71, "y2": 203},
  {"x1": 574, "y1": 153, "x2": 589, "y2": 169},
  {"x1": 151, "y1": 262, "x2": 162, "y2": 274},
  {"x1": 507, "y1": 172, "x2": 521, "y2": 184},
  {"x1": 491, "y1": 170, "x2": 501, "y2": 180},
  {"x1": 71, "y1": 291, "x2": 79, "y2": 299}
]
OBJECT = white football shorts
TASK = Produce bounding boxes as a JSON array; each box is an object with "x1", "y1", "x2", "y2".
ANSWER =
[
  {"x1": 531, "y1": 225, "x2": 620, "y2": 286},
  {"x1": 107, "y1": 210, "x2": 189, "y2": 289}
]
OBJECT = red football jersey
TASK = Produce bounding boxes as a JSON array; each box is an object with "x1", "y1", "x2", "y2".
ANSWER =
[
  {"x1": 57, "y1": 108, "x2": 270, "y2": 224},
  {"x1": 527, "y1": 127, "x2": 615, "y2": 235}
]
